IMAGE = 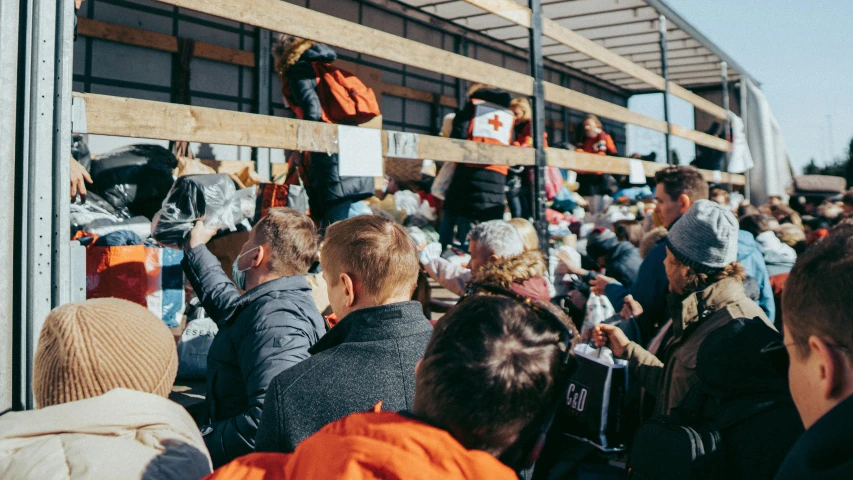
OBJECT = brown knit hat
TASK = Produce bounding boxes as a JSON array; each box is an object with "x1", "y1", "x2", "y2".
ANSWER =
[{"x1": 34, "y1": 298, "x2": 178, "y2": 408}]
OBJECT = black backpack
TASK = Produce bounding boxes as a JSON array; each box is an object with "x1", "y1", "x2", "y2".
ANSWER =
[
  {"x1": 627, "y1": 394, "x2": 794, "y2": 480},
  {"x1": 627, "y1": 318, "x2": 803, "y2": 480}
]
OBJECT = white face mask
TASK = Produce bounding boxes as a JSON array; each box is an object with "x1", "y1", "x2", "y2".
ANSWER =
[{"x1": 232, "y1": 246, "x2": 259, "y2": 291}]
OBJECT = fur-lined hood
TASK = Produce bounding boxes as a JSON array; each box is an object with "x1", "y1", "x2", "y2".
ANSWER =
[
  {"x1": 472, "y1": 250, "x2": 547, "y2": 289},
  {"x1": 273, "y1": 38, "x2": 336, "y2": 80}
]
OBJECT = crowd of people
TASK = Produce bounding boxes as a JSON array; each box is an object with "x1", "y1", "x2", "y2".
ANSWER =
[{"x1": 16, "y1": 33, "x2": 853, "y2": 480}]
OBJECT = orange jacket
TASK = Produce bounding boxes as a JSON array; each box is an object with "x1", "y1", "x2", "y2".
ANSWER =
[{"x1": 204, "y1": 411, "x2": 517, "y2": 480}]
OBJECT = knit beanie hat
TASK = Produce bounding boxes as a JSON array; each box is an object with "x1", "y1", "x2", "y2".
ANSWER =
[
  {"x1": 586, "y1": 228, "x2": 619, "y2": 259},
  {"x1": 34, "y1": 298, "x2": 178, "y2": 409},
  {"x1": 667, "y1": 200, "x2": 739, "y2": 274}
]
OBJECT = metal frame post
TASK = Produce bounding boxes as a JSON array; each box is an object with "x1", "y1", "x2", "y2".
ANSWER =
[
  {"x1": 658, "y1": 14, "x2": 672, "y2": 165},
  {"x1": 0, "y1": 0, "x2": 21, "y2": 414},
  {"x1": 18, "y1": 0, "x2": 74, "y2": 409},
  {"x1": 53, "y1": 0, "x2": 75, "y2": 307},
  {"x1": 255, "y1": 29, "x2": 272, "y2": 181},
  {"x1": 740, "y1": 80, "x2": 751, "y2": 202},
  {"x1": 454, "y1": 36, "x2": 468, "y2": 109},
  {"x1": 720, "y1": 61, "x2": 731, "y2": 190},
  {"x1": 529, "y1": 0, "x2": 548, "y2": 251}
]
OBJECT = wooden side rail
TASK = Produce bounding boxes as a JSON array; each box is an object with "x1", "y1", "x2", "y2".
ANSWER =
[
  {"x1": 72, "y1": 92, "x2": 744, "y2": 186},
  {"x1": 133, "y1": 0, "x2": 731, "y2": 152}
]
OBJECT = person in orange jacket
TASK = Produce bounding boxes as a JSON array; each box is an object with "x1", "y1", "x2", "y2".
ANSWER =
[
  {"x1": 204, "y1": 287, "x2": 577, "y2": 480},
  {"x1": 576, "y1": 114, "x2": 617, "y2": 155}
]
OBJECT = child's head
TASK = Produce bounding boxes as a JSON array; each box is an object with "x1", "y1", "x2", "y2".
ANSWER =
[
  {"x1": 509, "y1": 98, "x2": 532, "y2": 121},
  {"x1": 413, "y1": 290, "x2": 576, "y2": 468},
  {"x1": 582, "y1": 115, "x2": 603, "y2": 138}
]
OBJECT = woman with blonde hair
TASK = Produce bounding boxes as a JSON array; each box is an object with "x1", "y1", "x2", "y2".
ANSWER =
[{"x1": 508, "y1": 217, "x2": 540, "y2": 252}]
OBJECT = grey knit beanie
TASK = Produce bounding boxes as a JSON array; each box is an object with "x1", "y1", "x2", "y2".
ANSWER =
[{"x1": 667, "y1": 200, "x2": 739, "y2": 274}]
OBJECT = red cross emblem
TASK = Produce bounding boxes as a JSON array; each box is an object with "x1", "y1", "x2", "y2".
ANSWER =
[{"x1": 487, "y1": 114, "x2": 504, "y2": 131}]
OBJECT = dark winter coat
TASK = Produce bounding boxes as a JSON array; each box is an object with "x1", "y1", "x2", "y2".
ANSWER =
[
  {"x1": 443, "y1": 88, "x2": 513, "y2": 219},
  {"x1": 774, "y1": 395, "x2": 853, "y2": 480},
  {"x1": 582, "y1": 240, "x2": 642, "y2": 291},
  {"x1": 255, "y1": 301, "x2": 433, "y2": 453},
  {"x1": 605, "y1": 238, "x2": 670, "y2": 344},
  {"x1": 282, "y1": 41, "x2": 374, "y2": 217},
  {"x1": 182, "y1": 245, "x2": 327, "y2": 467},
  {"x1": 624, "y1": 277, "x2": 772, "y2": 416}
]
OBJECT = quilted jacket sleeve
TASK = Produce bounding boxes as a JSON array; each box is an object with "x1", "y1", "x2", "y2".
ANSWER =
[
  {"x1": 287, "y1": 62, "x2": 322, "y2": 122},
  {"x1": 203, "y1": 301, "x2": 316, "y2": 467},
  {"x1": 182, "y1": 245, "x2": 241, "y2": 323}
]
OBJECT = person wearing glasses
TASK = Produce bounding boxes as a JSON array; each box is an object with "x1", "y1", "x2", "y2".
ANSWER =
[
  {"x1": 772, "y1": 225, "x2": 853, "y2": 479},
  {"x1": 205, "y1": 285, "x2": 576, "y2": 478}
]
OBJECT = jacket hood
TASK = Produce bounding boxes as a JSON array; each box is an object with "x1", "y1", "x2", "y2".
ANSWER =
[
  {"x1": 278, "y1": 39, "x2": 336, "y2": 76},
  {"x1": 469, "y1": 88, "x2": 513, "y2": 108},
  {"x1": 737, "y1": 229, "x2": 759, "y2": 255},
  {"x1": 510, "y1": 275, "x2": 552, "y2": 302},
  {"x1": 207, "y1": 412, "x2": 517, "y2": 480},
  {"x1": 473, "y1": 250, "x2": 548, "y2": 290},
  {"x1": 0, "y1": 389, "x2": 212, "y2": 480},
  {"x1": 755, "y1": 231, "x2": 797, "y2": 276},
  {"x1": 775, "y1": 395, "x2": 853, "y2": 480}
]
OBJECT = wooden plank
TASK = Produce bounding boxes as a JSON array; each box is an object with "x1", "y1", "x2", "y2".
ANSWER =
[
  {"x1": 543, "y1": 82, "x2": 668, "y2": 134},
  {"x1": 543, "y1": 82, "x2": 729, "y2": 151},
  {"x1": 77, "y1": 17, "x2": 254, "y2": 67},
  {"x1": 154, "y1": 0, "x2": 535, "y2": 96},
  {"x1": 74, "y1": 93, "x2": 533, "y2": 166},
  {"x1": 459, "y1": 0, "x2": 727, "y2": 120},
  {"x1": 77, "y1": 17, "x2": 178, "y2": 53},
  {"x1": 382, "y1": 84, "x2": 458, "y2": 109},
  {"x1": 546, "y1": 148, "x2": 745, "y2": 186},
  {"x1": 669, "y1": 124, "x2": 731, "y2": 152},
  {"x1": 75, "y1": 92, "x2": 743, "y2": 184},
  {"x1": 77, "y1": 16, "x2": 728, "y2": 151}
]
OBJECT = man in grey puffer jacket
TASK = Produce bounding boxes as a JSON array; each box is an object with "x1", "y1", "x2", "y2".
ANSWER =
[{"x1": 183, "y1": 208, "x2": 326, "y2": 467}]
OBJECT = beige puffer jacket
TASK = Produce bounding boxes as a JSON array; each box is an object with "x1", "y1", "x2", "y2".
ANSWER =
[{"x1": 0, "y1": 388, "x2": 212, "y2": 480}]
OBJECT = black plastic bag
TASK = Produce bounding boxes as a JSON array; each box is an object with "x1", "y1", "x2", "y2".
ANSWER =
[
  {"x1": 152, "y1": 174, "x2": 255, "y2": 246},
  {"x1": 88, "y1": 144, "x2": 178, "y2": 219}
]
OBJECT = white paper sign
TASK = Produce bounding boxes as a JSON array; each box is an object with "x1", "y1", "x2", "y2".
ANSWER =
[
  {"x1": 712, "y1": 170, "x2": 723, "y2": 183},
  {"x1": 471, "y1": 103, "x2": 514, "y2": 145},
  {"x1": 386, "y1": 131, "x2": 419, "y2": 159},
  {"x1": 629, "y1": 159, "x2": 647, "y2": 185},
  {"x1": 338, "y1": 125, "x2": 383, "y2": 177}
]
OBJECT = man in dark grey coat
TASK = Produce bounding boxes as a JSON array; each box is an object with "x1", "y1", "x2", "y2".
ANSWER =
[
  {"x1": 183, "y1": 208, "x2": 326, "y2": 467},
  {"x1": 256, "y1": 215, "x2": 433, "y2": 453}
]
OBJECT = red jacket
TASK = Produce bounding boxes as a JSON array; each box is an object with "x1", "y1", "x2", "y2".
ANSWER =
[
  {"x1": 204, "y1": 411, "x2": 516, "y2": 480},
  {"x1": 577, "y1": 132, "x2": 616, "y2": 155}
]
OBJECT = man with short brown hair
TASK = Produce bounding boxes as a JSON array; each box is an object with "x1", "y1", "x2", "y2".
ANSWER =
[
  {"x1": 256, "y1": 215, "x2": 433, "y2": 453},
  {"x1": 773, "y1": 225, "x2": 853, "y2": 479},
  {"x1": 183, "y1": 207, "x2": 327, "y2": 467}
]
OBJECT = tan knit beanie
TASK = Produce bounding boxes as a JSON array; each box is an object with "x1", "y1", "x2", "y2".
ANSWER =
[{"x1": 34, "y1": 298, "x2": 178, "y2": 409}]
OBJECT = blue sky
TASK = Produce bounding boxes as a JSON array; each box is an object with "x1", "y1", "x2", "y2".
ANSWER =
[{"x1": 632, "y1": 0, "x2": 853, "y2": 172}]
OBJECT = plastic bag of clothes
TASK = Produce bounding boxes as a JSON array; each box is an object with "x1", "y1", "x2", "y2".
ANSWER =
[
  {"x1": 85, "y1": 243, "x2": 185, "y2": 328},
  {"x1": 177, "y1": 304, "x2": 219, "y2": 380},
  {"x1": 71, "y1": 192, "x2": 128, "y2": 231},
  {"x1": 88, "y1": 144, "x2": 178, "y2": 219},
  {"x1": 151, "y1": 174, "x2": 256, "y2": 246}
]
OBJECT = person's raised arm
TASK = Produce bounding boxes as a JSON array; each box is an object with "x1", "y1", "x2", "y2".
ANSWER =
[{"x1": 182, "y1": 221, "x2": 242, "y2": 322}]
